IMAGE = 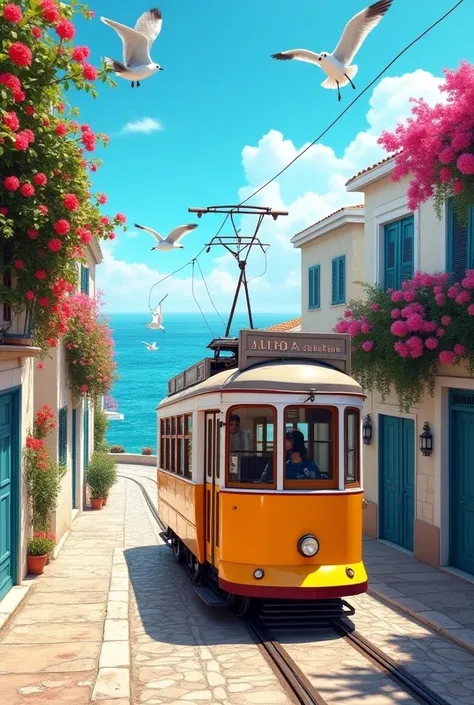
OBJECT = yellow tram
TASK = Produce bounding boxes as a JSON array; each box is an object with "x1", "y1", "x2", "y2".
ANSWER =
[{"x1": 156, "y1": 329, "x2": 368, "y2": 609}]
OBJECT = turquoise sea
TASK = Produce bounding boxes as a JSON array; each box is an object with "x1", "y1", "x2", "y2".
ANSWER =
[{"x1": 106, "y1": 312, "x2": 292, "y2": 453}]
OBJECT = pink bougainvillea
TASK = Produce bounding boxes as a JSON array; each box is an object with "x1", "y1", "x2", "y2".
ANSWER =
[
  {"x1": 335, "y1": 271, "x2": 474, "y2": 410},
  {"x1": 378, "y1": 61, "x2": 474, "y2": 221},
  {"x1": 63, "y1": 293, "x2": 117, "y2": 400}
]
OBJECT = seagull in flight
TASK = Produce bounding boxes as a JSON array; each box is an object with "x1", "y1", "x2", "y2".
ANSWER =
[
  {"x1": 101, "y1": 8, "x2": 164, "y2": 88},
  {"x1": 271, "y1": 0, "x2": 392, "y2": 102},
  {"x1": 145, "y1": 294, "x2": 168, "y2": 331},
  {"x1": 141, "y1": 341, "x2": 158, "y2": 351},
  {"x1": 134, "y1": 223, "x2": 198, "y2": 251}
]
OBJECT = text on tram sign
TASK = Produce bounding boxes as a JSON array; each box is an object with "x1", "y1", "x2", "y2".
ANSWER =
[{"x1": 249, "y1": 338, "x2": 342, "y2": 353}]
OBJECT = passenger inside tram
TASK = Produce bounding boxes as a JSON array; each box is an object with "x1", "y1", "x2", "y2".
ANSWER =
[{"x1": 227, "y1": 406, "x2": 332, "y2": 485}]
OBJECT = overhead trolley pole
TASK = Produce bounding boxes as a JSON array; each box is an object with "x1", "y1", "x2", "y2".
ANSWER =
[{"x1": 188, "y1": 205, "x2": 288, "y2": 340}]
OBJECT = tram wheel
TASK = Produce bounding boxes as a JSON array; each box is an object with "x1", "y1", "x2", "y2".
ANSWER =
[
  {"x1": 230, "y1": 595, "x2": 251, "y2": 617},
  {"x1": 172, "y1": 537, "x2": 184, "y2": 563},
  {"x1": 186, "y1": 551, "x2": 202, "y2": 582}
]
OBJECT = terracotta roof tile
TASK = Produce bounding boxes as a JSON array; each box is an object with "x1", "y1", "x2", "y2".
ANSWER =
[
  {"x1": 345, "y1": 152, "x2": 400, "y2": 185},
  {"x1": 292, "y1": 204, "x2": 364, "y2": 239},
  {"x1": 264, "y1": 317, "x2": 302, "y2": 332}
]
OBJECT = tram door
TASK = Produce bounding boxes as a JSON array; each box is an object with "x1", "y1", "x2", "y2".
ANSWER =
[{"x1": 204, "y1": 411, "x2": 220, "y2": 568}]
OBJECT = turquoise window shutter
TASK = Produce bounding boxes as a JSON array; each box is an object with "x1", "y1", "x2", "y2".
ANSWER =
[
  {"x1": 401, "y1": 217, "x2": 414, "y2": 283},
  {"x1": 384, "y1": 215, "x2": 414, "y2": 290},
  {"x1": 331, "y1": 257, "x2": 345, "y2": 305},
  {"x1": 80, "y1": 265, "x2": 90, "y2": 295},
  {"x1": 308, "y1": 265, "x2": 320, "y2": 309},
  {"x1": 58, "y1": 406, "x2": 67, "y2": 466}
]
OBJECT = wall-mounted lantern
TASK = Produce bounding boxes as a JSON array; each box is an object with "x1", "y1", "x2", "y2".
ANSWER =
[
  {"x1": 419, "y1": 422, "x2": 433, "y2": 457},
  {"x1": 362, "y1": 415, "x2": 373, "y2": 445}
]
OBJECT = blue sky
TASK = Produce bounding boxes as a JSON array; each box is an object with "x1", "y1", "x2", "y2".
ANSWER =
[{"x1": 70, "y1": 0, "x2": 473, "y2": 314}]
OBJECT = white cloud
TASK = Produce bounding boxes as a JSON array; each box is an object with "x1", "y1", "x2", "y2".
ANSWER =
[
  {"x1": 122, "y1": 117, "x2": 162, "y2": 134},
  {"x1": 101, "y1": 69, "x2": 443, "y2": 314}
]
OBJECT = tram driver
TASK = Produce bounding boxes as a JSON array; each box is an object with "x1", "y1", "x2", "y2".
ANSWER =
[{"x1": 229, "y1": 414, "x2": 253, "y2": 454}]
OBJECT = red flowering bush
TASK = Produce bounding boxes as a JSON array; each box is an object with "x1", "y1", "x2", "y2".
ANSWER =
[
  {"x1": 27, "y1": 531, "x2": 56, "y2": 556},
  {"x1": 63, "y1": 292, "x2": 116, "y2": 401},
  {"x1": 24, "y1": 404, "x2": 64, "y2": 532},
  {"x1": 335, "y1": 271, "x2": 474, "y2": 410},
  {"x1": 379, "y1": 61, "x2": 474, "y2": 223},
  {"x1": 0, "y1": 1, "x2": 127, "y2": 352}
]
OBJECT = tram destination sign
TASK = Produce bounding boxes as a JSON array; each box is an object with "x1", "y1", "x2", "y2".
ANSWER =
[{"x1": 238, "y1": 329, "x2": 351, "y2": 374}]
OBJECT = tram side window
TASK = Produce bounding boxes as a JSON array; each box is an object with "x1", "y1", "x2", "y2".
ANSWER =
[
  {"x1": 159, "y1": 414, "x2": 193, "y2": 478},
  {"x1": 284, "y1": 406, "x2": 337, "y2": 486},
  {"x1": 227, "y1": 406, "x2": 276, "y2": 487},
  {"x1": 345, "y1": 408, "x2": 360, "y2": 486}
]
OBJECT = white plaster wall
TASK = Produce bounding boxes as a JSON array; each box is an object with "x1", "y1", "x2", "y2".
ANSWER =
[
  {"x1": 0, "y1": 357, "x2": 35, "y2": 583},
  {"x1": 301, "y1": 223, "x2": 365, "y2": 334},
  {"x1": 357, "y1": 173, "x2": 465, "y2": 540}
]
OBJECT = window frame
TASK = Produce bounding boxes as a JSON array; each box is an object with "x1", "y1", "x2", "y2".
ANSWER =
[
  {"x1": 308, "y1": 265, "x2": 321, "y2": 310},
  {"x1": 159, "y1": 414, "x2": 193, "y2": 479},
  {"x1": 331, "y1": 256, "x2": 346, "y2": 306},
  {"x1": 344, "y1": 407, "x2": 360, "y2": 488},
  {"x1": 225, "y1": 404, "x2": 277, "y2": 490},
  {"x1": 283, "y1": 405, "x2": 339, "y2": 490}
]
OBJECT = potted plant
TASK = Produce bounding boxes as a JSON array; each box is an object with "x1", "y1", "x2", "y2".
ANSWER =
[
  {"x1": 102, "y1": 459, "x2": 117, "y2": 506},
  {"x1": 27, "y1": 532, "x2": 56, "y2": 575},
  {"x1": 85, "y1": 452, "x2": 116, "y2": 509},
  {"x1": 142, "y1": 447, "x2": 153, "y2": 455},
  {"x1": 110, "y1": 445, "x2": 125, "y2": 453}
]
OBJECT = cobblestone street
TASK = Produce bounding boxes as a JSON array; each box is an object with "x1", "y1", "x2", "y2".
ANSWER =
[{"x1": 2, "y1": 469, "x2": 474, "y2": 704}]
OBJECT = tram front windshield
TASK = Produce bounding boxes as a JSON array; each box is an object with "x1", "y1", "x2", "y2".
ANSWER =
[{"x1": 227, "y1": 406, "x2": 334, "y2": 486}]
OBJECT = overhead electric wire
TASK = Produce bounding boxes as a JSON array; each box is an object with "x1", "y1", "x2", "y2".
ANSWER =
[
  {"x1": 147, "y1": 0, "x2": 463, "y2": 312},
  {"x1": 196, "y1": 258, "x2": 227, "y2": 329},
  {"x1": 191, "y1": 260, "x2": 215, "y2": 338},
  {"x1": 239, "y1": 0, "x2": 464, "y2": 207}
]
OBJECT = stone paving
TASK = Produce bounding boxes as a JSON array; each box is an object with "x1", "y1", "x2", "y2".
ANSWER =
[
  {"x1": 125, "y1": 478, "x2": 293, "y2": 705},
  {"x1": 363, "y1": 537, "x2": 474, "y2": 653},
  {"x1": 3, "y1": 467, "x2": 474, "y2": 704},
  {"x1": 0, "y1": 481, "x2": 127, "y2": 704}
]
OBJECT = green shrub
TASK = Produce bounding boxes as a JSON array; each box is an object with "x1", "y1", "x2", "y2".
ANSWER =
[
  {"x1": 96, "y1": 439, "x2": 110, "y2": 453},
  {"x1": 94, "y1": 402, "x2": 109, "y2": 448},
  {"x1": 85, "y1": 452, "x2": 117, "y2": 499},
  {"x1": 27, "y1": 532, "x2": 56, "y2": 556},
  {"x1": 110, "y1": 445, "x2": 125, "y2": 453}
]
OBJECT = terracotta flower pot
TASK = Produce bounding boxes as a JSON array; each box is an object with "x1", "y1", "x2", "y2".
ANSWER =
[
  {"x1": 27, "y1": 554, "x2": 48, "y2": 575},
  {"x1": 102, "y1": 494, "x2": 108, "y2": 506},
  {"x1": 91, "y1": 498, "x2": 103, "y2": 510}
]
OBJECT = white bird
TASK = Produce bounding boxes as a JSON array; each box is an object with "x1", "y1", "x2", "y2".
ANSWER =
[
  {"x1": 271, "y1": 0, "x2": 392, "y2": 102},
  {"x1": 141, "y1": 341, "x2": 158, "y2": 350},
  {"x1": 101, "y1": 8, "x2": 164, "y2": 88},
  {"x1": 145, "y1": 295, "x2": 167, "y2": 331},
  {"x1": 134, "y1": 223, "x2": 198, "y2": 251}
]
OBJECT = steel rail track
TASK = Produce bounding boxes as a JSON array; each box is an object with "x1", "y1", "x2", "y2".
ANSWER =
[{"x1": 119, "y1": 473, "x2": 453, "y2": 705}]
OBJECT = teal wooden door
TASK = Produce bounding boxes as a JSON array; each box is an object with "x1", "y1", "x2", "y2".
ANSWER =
[
  {"x1": 0, "y1": 389, "x2": 19, "y2": 601},
  {"x1": 72, "y1": 409, "x2": 77, "y2": 508},
  {"x1": 83, "y1": 403, "x2": 89, "y2": 471},
  {"x1": 379, "y1": 415, "x2": 415, "y2": 551},
  {"x1": 450, "y1": 390, "x2": 474, "y2": 575}
]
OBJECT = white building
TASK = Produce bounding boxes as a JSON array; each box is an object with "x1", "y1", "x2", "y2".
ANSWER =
[{"x1": 293, "y1": 153, "x2": 474, "y2": 578}]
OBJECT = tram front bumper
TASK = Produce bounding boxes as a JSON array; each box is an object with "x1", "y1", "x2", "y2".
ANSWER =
[{"x1": 218, "y1": 561, "x2": 368, "y2": 599}]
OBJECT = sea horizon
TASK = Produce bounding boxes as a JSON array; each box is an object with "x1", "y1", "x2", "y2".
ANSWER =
[{"x1": 105, "y1": 311, "x2": 298, "y2": 454}]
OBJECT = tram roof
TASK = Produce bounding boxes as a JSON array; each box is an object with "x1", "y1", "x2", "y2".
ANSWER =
[{"x1": 157, "y1": 359, "x2": 362, "y2": 409}]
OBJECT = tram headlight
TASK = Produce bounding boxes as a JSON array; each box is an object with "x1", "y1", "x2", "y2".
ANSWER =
[
  {"x1": 297, "y1": 535, "x2": 319, "y2": 557},
  {"x1": 253, "y1": 569, "x2": 265, "y2": 580}
]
